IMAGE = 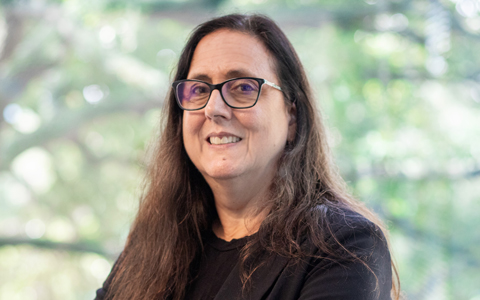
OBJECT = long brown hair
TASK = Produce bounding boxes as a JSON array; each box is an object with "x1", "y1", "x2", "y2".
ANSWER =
[{"x1": 106, "y1": 14, "x2": 400, "y2": 300}]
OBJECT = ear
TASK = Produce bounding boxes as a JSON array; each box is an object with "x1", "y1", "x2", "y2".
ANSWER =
[{"x1": 287, "y1": 102, "x2": 297, "y2": 143}]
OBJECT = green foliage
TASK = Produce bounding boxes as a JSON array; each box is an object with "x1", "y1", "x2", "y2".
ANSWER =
[{"x1": 1, "y1": 0, "x2": 479, "y2": 299}]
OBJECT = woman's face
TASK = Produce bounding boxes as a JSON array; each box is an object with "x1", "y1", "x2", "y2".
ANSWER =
[{"x1": 182, "y1": 29, "x2": 296, "y2": 187}]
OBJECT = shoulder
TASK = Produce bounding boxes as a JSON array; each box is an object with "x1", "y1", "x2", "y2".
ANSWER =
[
  {"x1": 94, "y1": 252, "x2": 124, "y2": 300},
  {"x1": 298, "y1": 205, "x2": 392, "y2": 299},
  {"x1": 320, "y1": 204, "x2": 379, "y2": 230},
  {"x1": 316, "y1": 204, "x2": 388, "y2": 252}
]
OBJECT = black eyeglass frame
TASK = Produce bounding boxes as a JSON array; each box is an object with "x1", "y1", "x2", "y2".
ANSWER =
[{"x1": 172, "y1": 77, "x2": 282, "y2": 111}]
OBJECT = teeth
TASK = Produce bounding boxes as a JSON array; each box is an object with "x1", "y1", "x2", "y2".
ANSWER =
[{"x1": 210, "y1": 136, "x2": 241, "y2": 145}]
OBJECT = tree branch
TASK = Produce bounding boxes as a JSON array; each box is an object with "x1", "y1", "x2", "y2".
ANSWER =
[
  {"x1": 0, "y1": 237, "x2": 117, "y2": 260},
  {"x1": 343, "y1": 164, "x2": 480, "y2": 182},
  {"x1": 388, "y1": 215, "x2": 480, "y2": 268},
  {"x1": 0, "y1": 97, "x2": 161, "y2": 170},
  {"x1": 0, "y1": 9, "x2": 24, "y2": 65}
]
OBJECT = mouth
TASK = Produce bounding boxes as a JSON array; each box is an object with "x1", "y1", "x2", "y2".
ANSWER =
[{"x1": 208, "y1": 136, "x2": 242, "y2": 145}]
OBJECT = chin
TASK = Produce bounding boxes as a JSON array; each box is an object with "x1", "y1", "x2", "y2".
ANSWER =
[{"x1": 201, "y1": 165, "x2": 244, "y2": 181}]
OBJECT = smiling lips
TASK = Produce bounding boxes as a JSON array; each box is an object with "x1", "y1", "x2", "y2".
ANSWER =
[{"x1": 209, "y1": 136, "x2": 241, "y2": 145}]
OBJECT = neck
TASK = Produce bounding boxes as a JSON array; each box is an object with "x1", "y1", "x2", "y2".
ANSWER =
[{"x1": 207, "y1": 178, "x2": 272, "y2": 242}]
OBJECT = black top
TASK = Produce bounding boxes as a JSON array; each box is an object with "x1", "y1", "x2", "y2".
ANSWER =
[
  {"x1": 95, "y1": 208, "x2": 393, "y2": 300},
  {"x1": 184, "y1": 230, "x2": 251, "y2": 300}
]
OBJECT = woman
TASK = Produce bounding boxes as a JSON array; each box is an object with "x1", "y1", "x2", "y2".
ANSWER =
[{"x1": 96, "y1": 14, "x2": 399, "y2": 300}]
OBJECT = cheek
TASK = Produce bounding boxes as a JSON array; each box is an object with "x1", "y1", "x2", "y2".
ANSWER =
[
  {"x1": 235, "y1": 110, "x2": 265, "y2": 138},
  {"x1": 245, "y1": 106, "x2": 289, "y2": 145},
  {"x1": 182, "y1": 113, "x2": 203, "y2": 150},
  {"x1": 183, "y1": 113, "x2": 202, "y2": 133}
]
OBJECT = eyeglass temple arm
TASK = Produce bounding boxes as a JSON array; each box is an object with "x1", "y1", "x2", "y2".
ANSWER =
[{"x1": 264, "y1": 79, "x2": 282, "y2": 91}]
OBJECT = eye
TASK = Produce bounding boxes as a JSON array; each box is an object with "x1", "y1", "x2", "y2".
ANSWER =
[
  {"x1": 236, "y1": 82, "x2": 255, "y2": 92},
  {"x1": 229, "y1": 79, "x2": 259, "y2": 94},
  {"x1": 191, "y1": 84, "x2": 209, "y2": 95}
]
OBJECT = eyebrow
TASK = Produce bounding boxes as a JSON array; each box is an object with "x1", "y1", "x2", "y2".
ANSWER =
[{"x1": 188, "y1": 69, "x2": 256, "y2": 82}]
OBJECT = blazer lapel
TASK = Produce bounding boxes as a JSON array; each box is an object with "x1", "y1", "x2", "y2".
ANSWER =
[{"x1": 214, "y1": 253, "x2": 290, "y2": 300}]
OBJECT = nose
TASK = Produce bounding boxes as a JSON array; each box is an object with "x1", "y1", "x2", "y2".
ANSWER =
[{"x1": 204, "y1": 89, "x2": 232, "y2": 120}]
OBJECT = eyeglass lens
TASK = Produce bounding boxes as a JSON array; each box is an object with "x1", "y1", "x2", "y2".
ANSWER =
[{"x1": 176, "y1": 78, "x2": 260, "y2": 110}]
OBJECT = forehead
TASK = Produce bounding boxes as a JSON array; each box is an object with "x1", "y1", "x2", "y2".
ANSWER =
[{"x1": 187, "y1": 29, "x2": 277, "y2": 82}]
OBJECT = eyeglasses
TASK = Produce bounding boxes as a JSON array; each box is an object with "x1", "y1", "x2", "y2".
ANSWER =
[{"x1": 172, "y1": 77, "x2": 282, "y2": 111}]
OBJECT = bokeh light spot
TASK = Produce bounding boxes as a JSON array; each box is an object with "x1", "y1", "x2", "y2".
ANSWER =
[
  {"x1": 83, "y1": 85, "x2": 105, "y2": 104},
  {"x1": 25, "y1": 219, "x2": 46, "y2": 239},
  {"x1": 11, "y1": 147, "x2": 56, "y2": 194}
]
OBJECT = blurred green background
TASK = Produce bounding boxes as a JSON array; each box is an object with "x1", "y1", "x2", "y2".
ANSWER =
[{"x1": 0, "y1": 0, "x2": 479, "y2": 299}]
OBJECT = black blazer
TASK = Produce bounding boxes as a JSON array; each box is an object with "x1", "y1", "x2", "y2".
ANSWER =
[{"x1": 95, "y1": 209, "x2": 392, "y2": 300}]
